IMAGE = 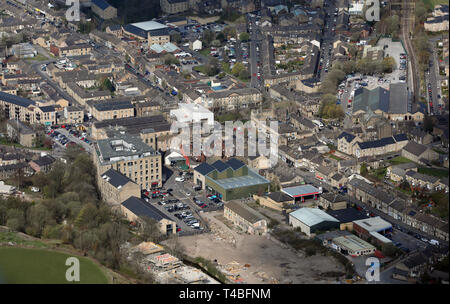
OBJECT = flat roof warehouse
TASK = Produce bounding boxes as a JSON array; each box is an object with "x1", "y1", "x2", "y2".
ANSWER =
[{"x1": 282, "y1": 185, "x2": 320, "y2": 198}]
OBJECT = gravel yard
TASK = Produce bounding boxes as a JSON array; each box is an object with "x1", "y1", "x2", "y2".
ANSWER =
[{"x1": 176, "y1": 211, "x2": 345, "y2": 284}]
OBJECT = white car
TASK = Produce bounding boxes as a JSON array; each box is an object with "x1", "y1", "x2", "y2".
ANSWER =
[
  {"x1": 186, "y1": 192, "x2": 191, "y2": 196},
  {"x1": 31, "y1": 187, "x2": 40, "y2": 193},
  {"x1": 175, "y1": 177, "x2": 185, "y2": 182}
]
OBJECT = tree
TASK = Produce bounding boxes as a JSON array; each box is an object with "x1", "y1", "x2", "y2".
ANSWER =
[
  {"x1": 202, "y1": 30, "x2": 215, "y2": 47},
  {"x1": 360, "y1": 163, "x2": 368, "y2": 176},
  {"x1": 222, "y1": 26, "x2": 236, "y2": 39},
  {"x1": 211, "y1": 39, "x2": 221, "y2": 47},
  {"x1": 239, "y1": 32, "x2": 250, "y2": 42},
  {"x1": 98, "y1": 77, "x2": 114, "y2": 92},
  {"x1": 423, "y1": 115, "x2": 434, "y2": 132},
  {"x1": 382, "y1": 56, "x2": 396, "y2": 73},
  {"x1": 216, "y1": 32, "x2": 225, "y2": 43},
  {"x1": 239, "y1": 69, "x2": 250, "y2": 81},
  {"x1": 140, "y1": 216, "x2": 161, "y2": 242},
  {"x1": 163, "y1": 53, "x2": 179, "y2": 66},
  {"x1": 205, "y1": 58, "x2": 220, "y2": 76},
  {"x1": 170, "y1": 32, "x2": 181, "y2": 44},
  {"x1": 231, "y1": 62, "x2": 245, "y2": 76}
]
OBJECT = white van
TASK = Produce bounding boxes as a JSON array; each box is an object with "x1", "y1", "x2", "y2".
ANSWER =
[{"x1": 429, "y1": 239, "x2": 439, "y2": 246}]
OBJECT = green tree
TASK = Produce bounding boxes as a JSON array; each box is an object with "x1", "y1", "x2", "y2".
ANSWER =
[
  {"x1": 163, "y1": 53, "x2": 180, "y2": 66},
  {"x1": 239, "y1": 32, "x2": 250, "y2": 42},
  {"x1": 205, "y1": 58, "x2": 220, "y2": 76},
  {"x1": 423, "y1": 115, "x2": 434, "y2": 132},
  {"x1": 170, "y1": 32, "x2": 181, "y2": 44},
  {"x1": 239, "y1": 69, "x2": 250, "y2": 81},
  {"x1": 231, "y1": 62, "x2": 245, "y2": 76},
  {"x1": 216, "y1": 32, "x2": 225, "y2": 43},
  {"x1": 360, "y1": 163, "x2": 368, "y2": 176},
  {"x1": 222, "y1": 26, "x2": 236, "y2": 39},
  {"x1": 202, "y1": 30, "x2": 215, "y2": 47}
]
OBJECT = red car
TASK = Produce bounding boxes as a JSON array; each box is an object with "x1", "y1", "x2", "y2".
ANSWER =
[
  {"x1": 200, "y1": 203, "x2": 207, "y2": 208},
  {"x1": 176, "y1": 228, "x2": 182, "y2": 232}
]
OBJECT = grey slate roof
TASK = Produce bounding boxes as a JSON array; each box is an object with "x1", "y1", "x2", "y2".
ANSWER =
[
  {"x1": 402, "y1": 141, "x2": 427, "y2": 157},
  {"x1": 122, "y1": 196, "x2": 171, "y2": 221},
  {"x1": 102, "y1": 168, "x2": 134, "y2": 188},
  {"x1": 225, "y1": 201, "x2": 264, "y2": 224},
  {"x1": 0, "y1": 91, "x2": 35, "y2": 108},
  {"x1": 337, "y1": 131, "x2": 356, "y2": 143}
]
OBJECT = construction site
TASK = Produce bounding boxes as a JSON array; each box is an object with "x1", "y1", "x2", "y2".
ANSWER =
[{"x1": 122, "y1": 242, "x2": 219, "y2": 284}]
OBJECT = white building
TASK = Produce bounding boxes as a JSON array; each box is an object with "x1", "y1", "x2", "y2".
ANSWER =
[
  {"x1": 0, "y1": 181, "x2": 16, "y2": 195},
  {"x1": 189, "y1": 39, "x2": 202, "y2": 51},
  {"x1": 170, "y1": 103, "x2": 214, "y2": 126}
]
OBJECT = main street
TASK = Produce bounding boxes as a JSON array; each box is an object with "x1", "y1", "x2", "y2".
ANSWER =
[{"x1": 247, "y1": 14, "x2": 263, "y2": 89}]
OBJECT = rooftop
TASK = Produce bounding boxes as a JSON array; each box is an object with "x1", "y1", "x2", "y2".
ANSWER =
[
  {"x1": 101, "y1": 168, "x2": 135, "y2": 189},
  {"x1": 282, "y1": 184, "x2": 320, "y2": 198},
  {"x1": 332, "y1": 234, "x2": 376, "y2": 252},
  {"x1": 353, "y1": 216, "x2": 392, "y2": 232},
  {"x1": 225, "y1": 201, "x2": 265, "y2": 224},
  {"x1": 130, "y1": 20, "x2": 167, "y2": 32},
  {"x1": 95, "y1": 133, "x2": 159, "y2": 164},
  {"x1": 289, "y1": 208, "x2": 339, "y2": 227},
  {"x1": 122, "y1": 196, "x2": 171, "y2": 222},
  {"x1": 206, "y1": 168, "x2": 269, "y2": 190}
]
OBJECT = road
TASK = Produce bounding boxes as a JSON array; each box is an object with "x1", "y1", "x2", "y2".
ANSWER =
[
  {"x1": 31, "y1": 61, "x2": 78, "y2": 105},
  {"x1": 319, "y1": 1, "x2": 337, "y2": 82},
  {"x1": 401, "y1": 0, "x2": 420, "y2": 104},
  {"x1": 426, "y1": 39, "x2": 444, "y2": 115},
  {"x1": 247, "y1": 14, "x2": 263, "y2": 89}
]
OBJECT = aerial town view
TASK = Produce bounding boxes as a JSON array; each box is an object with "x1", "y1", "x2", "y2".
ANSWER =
[{"x1": 0, "y1": 0, "x2": 448, "y2": 291}]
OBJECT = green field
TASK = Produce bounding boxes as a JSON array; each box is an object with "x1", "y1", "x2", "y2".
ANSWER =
[
  {"x1": 0, "y1": 247, "x2": 108, "y2": 284},
  {"x1": 422, "y1": 0, "x2": 449, "y2": 10},
  {"x1": 389, "y1": 156, "x2": 413, "y2": 165},
  {"x1": 418, "y1": 167, "x2": 449, "y2": 178}
]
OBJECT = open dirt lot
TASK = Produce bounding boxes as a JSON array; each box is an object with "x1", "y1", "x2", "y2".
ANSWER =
[{"x1": 176, "y1": 211, "x2": 345, "y2": 284}]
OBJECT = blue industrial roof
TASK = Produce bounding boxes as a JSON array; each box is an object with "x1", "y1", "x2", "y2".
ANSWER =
[
  {"x1": 194, "y1": 162, "x2": 216, "y2": 176},
  {"x1": 211, "y1": 160, "x2": 230, "y2": 172},
  {"x1": 122, "y1": 196, "x2": 171, "y2": 221},
  {"x1": 92, "y1": 0, "x2": 111, "y2": 11},
  {"x1": 0, "y1": 91, "x2": 35, "y2": 108},
  {"x1": 226, "y1": 158, "x2": 245, "y2": 170}
]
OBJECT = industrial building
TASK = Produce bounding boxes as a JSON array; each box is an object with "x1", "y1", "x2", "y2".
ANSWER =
[
  {"x1": 353, "y1": 216, "x2": 393, "y2": 245},
  {"x1": 282, "y1": 184, "x2": 321, "y2": 203},
  {"x1": 331, "y1": 234, "x2": 376, "y2": 257},
  {"x1": 288, "y1": 208, "x2": 340, "y2": 237},
  {"x1": 122, "y1": 20, "x2": 170, "y2": 46},
  {"x1": 194, "y1": 158, "x2": 270, "y2": 201},
  {"x1": 224, "y1": 201, "x2": 267, "y2": 235},
  {"x1": 120, "y1": 196, "x2": 176, "y2": 235}
]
